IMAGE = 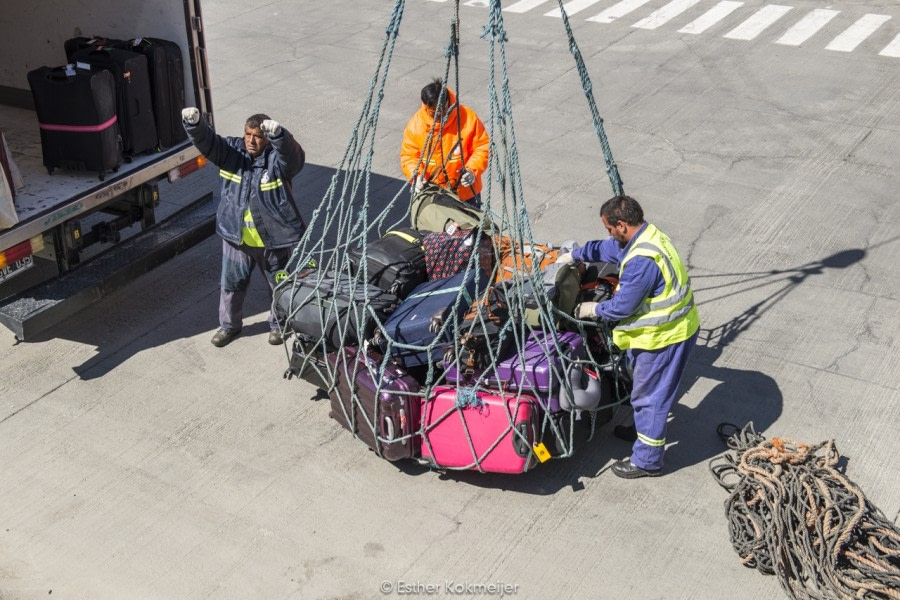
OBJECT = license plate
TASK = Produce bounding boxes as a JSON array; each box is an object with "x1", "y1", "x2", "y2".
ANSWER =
[{"x1": 0, "y1": 254, "x2": 34, "y2": 283}]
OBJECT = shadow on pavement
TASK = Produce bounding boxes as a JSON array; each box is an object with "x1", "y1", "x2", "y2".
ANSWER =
[
  {"x1": 662, "y1": 246, "x2": 877, "y2": 475},
  {"x1": 21, "y1": 163, "x2": 409, "y2": 380}
]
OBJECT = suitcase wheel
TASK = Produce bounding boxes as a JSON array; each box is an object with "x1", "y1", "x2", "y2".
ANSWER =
[{"x1": 47, "y1": 166, "x2": 54, "y2": 176}]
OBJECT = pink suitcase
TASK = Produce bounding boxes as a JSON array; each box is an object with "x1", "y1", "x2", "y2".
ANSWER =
[{"x1": 420, "y1": 385, "x2": 538, "y2": 474}]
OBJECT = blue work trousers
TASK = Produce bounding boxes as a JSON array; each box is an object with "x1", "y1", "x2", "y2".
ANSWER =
[
  {"x1": 219, "y1": 240, "x2": 290, "y2": 333},
  {"x1": 628, "y1": 331, "x2": 698, "y2": 471}
]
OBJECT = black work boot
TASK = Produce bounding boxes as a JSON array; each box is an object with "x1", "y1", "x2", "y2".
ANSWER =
[
  {"x1": 611, "y1": 458, "x2": 662, "y2": 479},
  {"x1": 211, "y1": 328, "x2": 241, "y2": 347}
]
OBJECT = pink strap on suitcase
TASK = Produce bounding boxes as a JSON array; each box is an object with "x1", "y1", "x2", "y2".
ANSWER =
[{"x1": 39, "y1": 114, "x2": 117, "y2": 133}]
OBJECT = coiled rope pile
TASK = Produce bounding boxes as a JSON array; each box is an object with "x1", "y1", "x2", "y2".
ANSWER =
[{"x1": 710, "y1": 423, "x2": 900, "y2": 599}]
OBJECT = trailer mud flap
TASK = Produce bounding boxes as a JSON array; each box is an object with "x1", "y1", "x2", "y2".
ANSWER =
[{"x1": 0, "y1": 193, "x2": 215, "y2": 340}]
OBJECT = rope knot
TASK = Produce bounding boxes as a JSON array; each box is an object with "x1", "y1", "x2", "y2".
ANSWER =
[{"x1": 455, "y1": 387, "x2": 483, "y2": 409}]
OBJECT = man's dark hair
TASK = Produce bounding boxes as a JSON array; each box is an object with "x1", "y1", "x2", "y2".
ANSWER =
[
  {"x1": 421, "y1": 78, "x2": 447, "y2": 110},
  {"x1": 600, "y1": 195, "x2": 644, "y2": 227},
  {"x1": 245, "y1": 114, "x2": 271, "y2": 129}
]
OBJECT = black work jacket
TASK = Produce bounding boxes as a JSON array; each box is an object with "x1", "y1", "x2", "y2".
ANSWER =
[{"x1": 185, "y1": 118, "x2": 306, "y2": 248}]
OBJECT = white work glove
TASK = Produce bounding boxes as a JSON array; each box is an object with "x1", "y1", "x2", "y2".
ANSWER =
[
  {"x1": 181, "y1": 107, "x2": 200, "y2": 125},
  {"x1": 556, "y1": 252, "x2": 575, "y2": 265},
  {"x1": 414, "y1": 174, "x2": 425, "y2": 192},
  {"x1": 575, "y1": 302, "x2": 600, "y2": 320},
  {"x1": 459, "y1": 169, "x2": 475, "y2": 187},
  {"x1": 260, "y1": 119, "x2": 282, "y2": 137}
]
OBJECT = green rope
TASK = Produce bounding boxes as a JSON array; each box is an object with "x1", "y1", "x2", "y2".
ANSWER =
[
  {"x1": 553, "y1": 0, "x2": 625, "y2": 197},
  {"x1": 275, "y1": 0, "x2": 632, "y2": 467}
]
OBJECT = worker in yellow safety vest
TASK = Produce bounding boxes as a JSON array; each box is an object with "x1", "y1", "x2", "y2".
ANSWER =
[{"x1": 557, "y1": 195, "x2": 700, "y2": 478}]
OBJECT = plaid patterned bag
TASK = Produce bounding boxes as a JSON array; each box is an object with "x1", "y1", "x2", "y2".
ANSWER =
[{"x1": 422, "y1": 228, "x2": 494, "y2": 281}]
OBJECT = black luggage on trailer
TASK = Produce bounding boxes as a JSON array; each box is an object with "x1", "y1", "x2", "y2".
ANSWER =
[
  {"x1": 26, "y1": 66, "x2": 122, "y2": 178},
  {"x1": 63, "y1": 36, "x2": 124, "y2": 61},
  {"x1": 120, "y1": 37, "x2": 187, "y2": 148},
  {"x1": 70, "y1": 46, "x2": 158, "y2": 157}
]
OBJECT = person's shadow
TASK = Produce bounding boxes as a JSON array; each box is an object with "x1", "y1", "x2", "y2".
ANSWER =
[
  {"x1": 419, "y1": 244, "x2": 879, "y2": 492},
  {"x1": 19, "y1": 162, "x2": 412, "y2": 380},
  {"x1": 661, "y1": 246, "x2": 879, "y2": 474}
]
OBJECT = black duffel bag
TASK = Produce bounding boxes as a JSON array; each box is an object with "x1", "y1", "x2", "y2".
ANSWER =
[
  {"x1": 274, "y1": 270, "x2": 399, "y2": 352},
  {"x1": 348, "y1": 227, "x2": 427, "y2": 300}
]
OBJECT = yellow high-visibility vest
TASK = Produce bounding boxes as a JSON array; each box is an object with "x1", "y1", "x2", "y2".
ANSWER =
[
  {"x1": 613, "y1": 224, "x2": 700, "y2": 350},
  {"x1": 241, "y1": 209, "x2": 264, "y2": 247}
]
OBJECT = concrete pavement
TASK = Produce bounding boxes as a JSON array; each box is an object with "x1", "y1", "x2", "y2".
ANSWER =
[{"x1": 1, "y1": 1, "x2": 898, "y2": 598}]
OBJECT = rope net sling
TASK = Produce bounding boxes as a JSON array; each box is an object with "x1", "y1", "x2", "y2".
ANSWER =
[
  {"x1": 710, "y1": 423, "x2": 900, "y2": 599},
  {"x1": 273, "y1": 0, "x2": 631, "y2": 470}
]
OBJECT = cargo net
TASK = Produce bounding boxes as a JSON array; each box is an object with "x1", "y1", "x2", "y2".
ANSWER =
[
  {"x1": 710, "y1": 424, "x2": 900, "y2": 599},
  {"x1": 273, "y1": 0, "x2": 632, "y2": 473}
]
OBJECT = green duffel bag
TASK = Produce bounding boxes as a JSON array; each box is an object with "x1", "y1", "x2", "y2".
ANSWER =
[{"x1": 410, "y1": 183, "x2": 492, "y2": 233}]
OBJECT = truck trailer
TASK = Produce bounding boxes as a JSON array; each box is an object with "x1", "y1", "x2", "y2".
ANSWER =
[{"x1": 0, "y1": 0, "x2": 215, "y2": 340}]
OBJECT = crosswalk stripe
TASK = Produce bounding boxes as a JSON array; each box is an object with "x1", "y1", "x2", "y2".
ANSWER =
[
  {"x1": 775, "y1": 9, "x2": 839, "y2": 45},
  {"x1": 826, "y1": 14, "x2": 891, "y2": 52},
  {"x1": 587, "y1": 0, "x2": 655, "y2": 24},
  {"x1": 545, "y1": 0, "x2": 606, "y2": 19},
  {"x1": 723, "y1": 4, "x2": 792, "y2": 40},
  {"x1": 880, "y1": 33, "x2": 900, "y2": 57},
  {"x1": 632, "y1": 0, "x2": 704, "y2": 30},
  {"x1": 504, "y1": 0, "x2": 550, "y2": 13},
  {"x1": 678, "y1": 1, "x2": 743, "y2": 35}
]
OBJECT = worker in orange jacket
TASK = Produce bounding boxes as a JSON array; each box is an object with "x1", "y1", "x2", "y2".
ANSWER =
[{"x1": 401, "y1": 78, "x2": 490, "y2": 207}]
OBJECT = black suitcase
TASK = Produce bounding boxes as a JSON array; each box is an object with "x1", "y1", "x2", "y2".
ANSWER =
[
  {"x1": 27, "y1": 66, "x2": 122, "y2": 178},
  {"x1": 63, "y1": 36, "x2": 124, "y2": 61},
  {"x1": 348, "y1": 227, "x2": 428, "y2": 299},
  {"x1": 327, "y1": 346, "x2": 421, "y2": 461},
  {"x1": 119, "y1": 38, "x2": 187, "y2": 148},
  {"x1": 273, "y1": 270, "x2": 400, "y2": 352},
  {"x1": 283, "y1": 338, "x2": 330, "y2": 389},
  {"x1": 70, "y1": 47, "x2": 158, "y2": 157}
]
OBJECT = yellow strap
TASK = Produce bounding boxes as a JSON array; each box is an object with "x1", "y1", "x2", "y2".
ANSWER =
[
  {"x1": 385, "y1": 230, "x2": 419, "y2": 244},
  {"x1": 637, "y1": 432, "x2": 666, "y2": 447},
  {"x1": 219, "y1": 169, "x2": 242, "y2": 183}
]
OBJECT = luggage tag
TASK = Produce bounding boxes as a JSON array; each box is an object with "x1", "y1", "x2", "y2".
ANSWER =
[
  {"x1": 533, "y1": 442, "x2": 551, "y2": 463},
  {"x1": 65, "y1": 63, "x2": 77, "y2": 76}
]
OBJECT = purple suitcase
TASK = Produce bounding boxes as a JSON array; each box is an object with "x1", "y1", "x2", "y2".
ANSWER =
[
  {"x1": 327, "y1": 346, "x2": 421, "y2": 461},
  {"x1": 444, "y1": 330, "x2": 590, "y2": 412}
]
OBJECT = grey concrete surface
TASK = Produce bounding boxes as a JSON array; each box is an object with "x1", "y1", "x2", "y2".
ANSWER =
[{"x1": 2, "y1": 1, "x2": 899, "y2": 599}]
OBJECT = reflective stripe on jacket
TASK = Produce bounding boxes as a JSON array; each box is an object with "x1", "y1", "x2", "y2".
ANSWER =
[
  {"x1": 400, "y1": 88, "x2": 489, "y2": 202},
  {"x1": 613, "y1": 224, "x2": 700, "y2": 350},
  {"x1": 185, "y1": 117, "x2": 306, "y2": 248}
]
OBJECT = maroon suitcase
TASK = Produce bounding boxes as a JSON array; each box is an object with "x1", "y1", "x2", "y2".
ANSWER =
[{"x1": 327, "y1": 346, "x2": 421, "y2": 461}]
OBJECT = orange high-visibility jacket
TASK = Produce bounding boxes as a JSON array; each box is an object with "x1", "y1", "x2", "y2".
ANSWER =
[{"x1": 400, "y1": 88, "x2": 490, "y2": 202}]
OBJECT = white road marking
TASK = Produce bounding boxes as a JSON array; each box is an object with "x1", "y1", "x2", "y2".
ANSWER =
[
  {"x1": 879, "y1": 33, "x2": 900, "y2": 57},
  {"x1": 826, "y1": 14, "x2": 891, "y2": 52},
  {"x1": 545, "y1": 0, "x2": 607, "y2": 19},
  {"x1": 632, "y1": 0, "x2": 704, "y2": 30},
  {"x1": 587, "y1": 0, "x2": 656, "y2": 24},
  {"x1": 678, "y1": 1, "x2": 744, "y2": 35},
  {"x1": 504, "y1": 0, "x2": 551, "y2": 13},
  {"x1": 775, "y1": 9, "x2": 839, "y2": 46},
  {"x1": 723, "y1": 4, "x2": 793, "y2": 40}
]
